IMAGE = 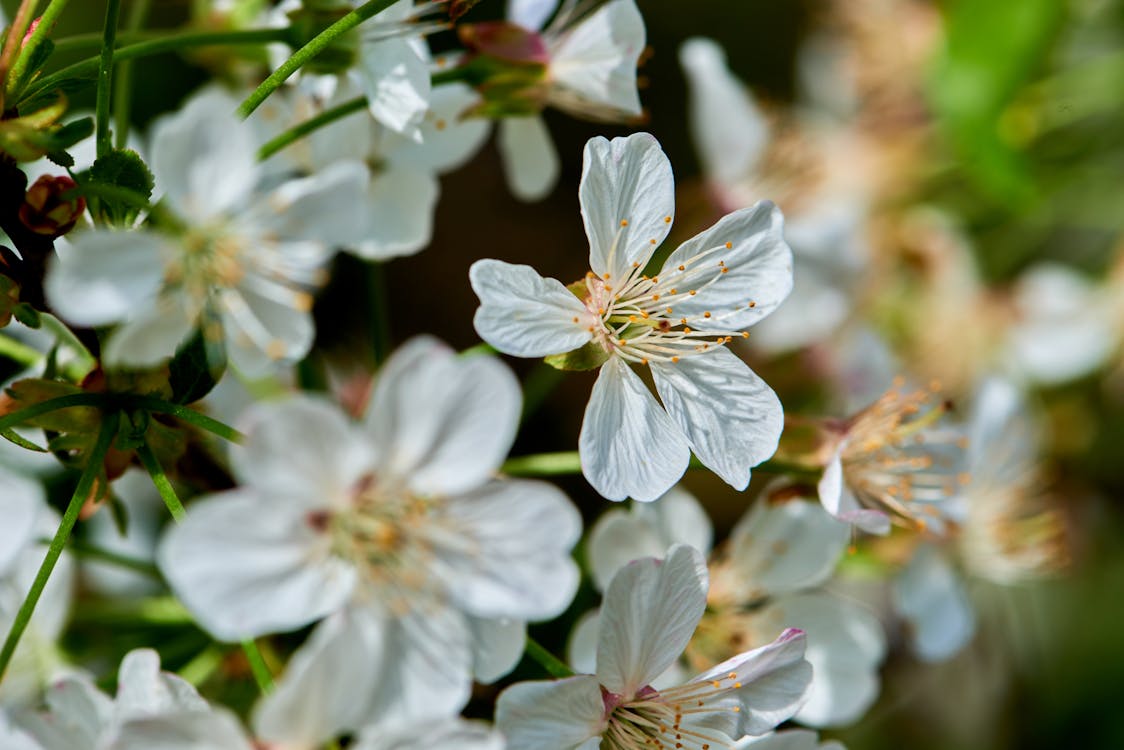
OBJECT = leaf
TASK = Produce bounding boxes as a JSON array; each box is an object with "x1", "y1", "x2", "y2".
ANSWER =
[
  {"x1": 544, "y1": 341, "x2": 609, "y2": 371},
  {"x1": 167, "y1": 322, "x2": 227, "y2": 405},
  {"x1": 1, "y1": 427, "x2": 47, "y2": 452},
  {"x1": 86, "y1": 149, "x2": 155, "y2": 226},
  {"x1": 3, "y1": 379, "x2": 100, "y2": 434}
]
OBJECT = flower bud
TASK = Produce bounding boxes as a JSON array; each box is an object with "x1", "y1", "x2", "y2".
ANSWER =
[{"x1": 19, "y1": 174, "x2": 85, "y2": 237}]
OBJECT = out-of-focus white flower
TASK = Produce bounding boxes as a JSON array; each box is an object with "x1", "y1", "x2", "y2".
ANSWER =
[
  {"x1": 580, "y1": 487, "x2": 885, "y2": 728},
  {"x1": 890, "y1": 543, "x2": 975, "y2": 663},
  {"x1": 736, "y1": 729, "x2": 846, "y2": 750},
  {"x1": 471, "y1": 133, "x2": 792, "y2": 501},
  {"x1": 45, "y1": 88, "x2": 367, "y2": 375},
  {"x1": 497, "y1": 544, "x2": 813, "y2": 750},
  {"x1": 81, "y1": 470, "x2": 164, "y2": 598},
  {"x1": 0, "y1": 709, "x2": 42, "y2": 750},
  {"x1": 158, "y1": 337, "x2": 581, "y2": 743}
]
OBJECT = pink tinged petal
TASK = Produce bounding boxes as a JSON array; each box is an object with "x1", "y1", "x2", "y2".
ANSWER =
[
  {"x1": 364, "y1": 337, "x2": 521, "y2": 494},
  {"x1": 114, "y1": 649, "x2": 207, "y2": 720},
  {"x1": 548, "y1": 0, "x2": 645, "y2": 116},
  {"x1": 679, "y1": 38, "x2": 768, "y2": 188},
  {"x1": 106, "y1": 708, "x2": 255, "y2": 750},
  {"x1": 0, "y1": 468, "x2": 43, "y2": 575},
  {"x1": 596, "y1": 544, "x2": 708, "y2": 696},
  {"x1": 508, "y1": 0, "x2": 559, "y2": 30},
  {"x1": 353, "y1": 717, "x2": 505, "y2": 750},
  {"x1": 385, "y1": 83, "x2": 491, "y2": 175},
  {"x1": 45, "y1": 231, "x2": 168, "y2": 327},
  {"x1": 498, "y1": 116, "x2": 560, "y2": 201},
  {"x1": 432, "y1": 479, "x2": 581, "y2": 620},
  {"x1": 349, "y1": 165, "x2": 438, "y2": 260},
  {"x1": 230, "y1": 397, "x2": 373, "y2": 504},
  {"x1": 468, "y1": 616, "x2": 527, "y2": 684},
  {"x1": 102, "y1": 296, "x2": 197, "y2": 369},
  {"x1": 495, "y1": 675, "x2": 606, "y2": 750},
  {"x1": 762, "y1": 594, "x2": 886, "y2": 727},
  {"x1": 157, "y1": 489, "x2": 357, "y2": 642},
  {"x1": 580, "y1": 133, "x2": 673, "y2": 281},
  {"x1": 891, "y1": 545, "x2": 975, "y2": 662},
  {"x1": 661, "y1": 201, "x2": 793, "y2": 330},
  {"x1": 150, "y1": 89, "x2": 259, "y2": 221},
  {"x1": 651, "y1": 349, "x2": 783, "y2": 490},
  {"x1": 817, "y1": 452, "x2": 891, "y2": 535},
  {"x1": 728, "y1": 497, "x2": 850, "y2": 596},
  {"x1": 470, "y1": 259, "x2": 594, "y2": 357},
  {"x1": 691, "y1": 628, "x2": 813, "y2": 737},
  {"x1": 358, "y1": 37, "x2": 430, "y2": 140}
]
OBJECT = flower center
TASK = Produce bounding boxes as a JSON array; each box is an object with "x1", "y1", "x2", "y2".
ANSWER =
[{"x1": 600, "y1": 676, "x2": 745, "y2": 750}]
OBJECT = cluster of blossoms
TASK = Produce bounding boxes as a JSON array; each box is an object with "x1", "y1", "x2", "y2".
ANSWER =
[{"x1": 0, "y1": 1, "x2": 1080, "y2": 749}]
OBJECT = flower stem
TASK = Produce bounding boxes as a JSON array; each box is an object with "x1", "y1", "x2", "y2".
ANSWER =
[
  {"x1": 367, "y1": 261, "x2": 391, "y2": 366},
  {"x1": 95, "y1": 0, "x2": 122, "y2": 159},
  {"x1": 0, "y1": 333, "x2": 44, "y2": 368},
  {"x1": 235, "y1": 0, "x2": 397, "y2": 118},
  {"x1": 178, "y1": 645, "x2": 224, "y2": 687},
  {"x1": 257, "y1": 95, "x2": 367, "y2": 161},
  {"x1": 0, "y1": 410, "x2": 119, "y2": 683},
  {"x1": 0, "y1": 0, "x2": 40, "y2": 110},
  {"x1": 524, "y1": 635, "x2": 574, "y2": 678},
  {"x1": 241, "y1": 639, "x2": 274, "y2": 694},
  {"x1": 135, "y1": 439, "x2": 186, "y2": 522},
  {"x1": 127, "y1": 395, "x2": 245, "y2": 443},
  {"x1": 63, "y1": 537, "x2": 161, "y2": 577},
  {"x1": 0, "y1": 392, "x2": 107, "y2": 433},
  {"x1": 113, "y1": 0, "x2": 149, "y2": 150},
  {"x1": 6, "y1": 0, "x2": 72, "y2": 102}
]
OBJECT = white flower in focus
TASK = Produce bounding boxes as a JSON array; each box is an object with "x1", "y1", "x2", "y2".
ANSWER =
[
  {"x1": 45, "y1": 88, "x2": 367, "y2": 375},
  {"x1": 496, "y1": 544, "x2": 812, "y2": 750},
  {"x1": 471, "y1": 132, "x2": 792, "y2": 501},
  {"x1": 158, "y1": 337, "x2": 581, "y2": 743}
]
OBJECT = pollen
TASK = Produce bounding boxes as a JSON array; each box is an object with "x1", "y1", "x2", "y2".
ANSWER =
[
  {"x1": 620, "y1": 219, "x2": 629, "y2": 227},
  {"x1": 434, "y1": 119, "x2": 447, "y2": 131},
  {"x1": 724, "y1": 242, "x2": 732, "y2": 249},
  {"x1": 678, "y1": 264, "x2": 686, "y2": 271},
  {"x1": 266, "y1": 340, "x2": 287, "y2": 360},
  {"x1": 664, "y1": 216, "x2": 672, "y2": 223}
]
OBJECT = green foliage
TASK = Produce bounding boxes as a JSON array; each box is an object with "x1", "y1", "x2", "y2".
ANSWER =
[
  {"x1": 85, "y1": 148, "x2": 155, "y2": 226},
  {"x1": 167, "y1": 323, "x2": 227, "y2": 405}
]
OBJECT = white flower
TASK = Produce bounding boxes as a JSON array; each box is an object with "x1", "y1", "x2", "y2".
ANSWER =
[
  {"x1": 45, "y1": 88, "x2": 367, "y2": 375},
  {"x1": 158, "y1": 337, "x2": 582, "y2": 742},
  {"x1": 735, "y1": 729, "x2": 846, "y2": 750},
  {"x1": 496, "y1": 544, "x2": 812, "y2": 750},
  {"x1": 890, "y1": 544, "x2": 975, "y2": 663},
  {"x1": 580, "y1": 487, "x2": 886, "y2": 728},
  {"x1": 471, "y1": 132, "x2": 792, "y2": 501},
  {"x1": 0, "y1": 709, "x2": 42, "y2": 750}
]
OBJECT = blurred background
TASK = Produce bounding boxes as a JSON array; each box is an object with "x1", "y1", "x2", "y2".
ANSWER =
[{"x1": 9, "y1": 0, "x2": 1124, "y2": 747}]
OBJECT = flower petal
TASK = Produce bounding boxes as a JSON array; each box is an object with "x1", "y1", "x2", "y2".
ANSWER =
[
  {"x1": 107, "y1": 708, "x2": 254, "y2": 750},
  {"x1": 220, "y1": 286, "x2": 316, "y2": 375},
  {"x1": 495, "y1": 675, "x2": 606, "y2": 750},
  {"x1": 498, "y1": 116, "x2": 560, "y2": 201},
  {"x1": 364, "y1": 336, "x2": 521, "y2": 494},
  {"x1": 468, "y1": 616, "x2": 526, "y2": 684},
  {"x1": 508, "y1": 0, "x2": 559, "y2": 30},
  {"x1": 891, "y1": 545, "x2": 975, "y2": 662},
  {"x1": 580, "y1": 133, "x2": 673, "y2": 280},
  {"x1": 470, "y1": 258, "x2": 595, "y2": 357},
  {"x1": 817, "y1": 451, "x2": 891, "y2": 535},
  {"x1": 102, "y1": 295, "x2": 197, "y2": 369},
  {"x1": 114, "y1": 649, "x2": 207, "y2": 720},
  {"x1": 22, "y1": 675, "x2": 113, "y2": 749},
  {"x1": 548, "y1": 0, "x2": 645, "y2": 117},
  {"x1": 580, "y1": 357, "x2": 690, "y2": 502},
  {"x1": 0, "y1": 468, "x2": 43, "y2": 576},
  {"x1": 358, "y1": 37, "x2": 430, "y2": 139},
  {"x1": 385, "y1": 83, "x2": 491, "y2": 175},
  {"x1": 596, "y1": 544, "x2": 707, "y2": 696},
  {"x1": 660, "y1": 201, "x2": 793, "y2": 330},
  {"x1": 349, "y1": 165, "x2": 438, "y2": 260},
  {"x1": 250, "y1": 160, "x2": 371, "y2": 247},
  {"x1": 353, "y1": 717, "x2": 505, "y2": 750},
  {"x1": 652, "y1": 348, "x2": 783, "y2": 490}
]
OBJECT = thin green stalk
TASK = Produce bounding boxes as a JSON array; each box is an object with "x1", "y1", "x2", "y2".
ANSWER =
[
  {"x1": 241, "y1": 639, "x2": 274, "y2": 694},
  {"x1": 236, "y1": 0, "x2": 397, "y2": 118},
  {"x1": 0, "y1": 410, "x2": 119, "y2": 682},
  {"x1": 127, "y1": 395, "x2": 245, "y2": 443},
  {"x1": 524, "y1": 635, "x2": 574, "y2": 678},
  {"x1": 0, "y1": 0, "x2": 42, "y2": 108},
  {"x1": 6, "y1": 0, "x2": 72, "y2": 100},
  {"x1": 69, "y1": 596, "x2": 193, "y2": 626},
  {"x1": 0, "y1": 392, "x2": 107, "y2": 434},
  {"x1": 20, "y1": 27, "x2": 291, "y2": 105},
  {"x1": 178, "y1": 645, "x2": 224, "y2": 687},
  {"x1": 0, "y1": 333, "x2": 44, "y2": 368},
  {"x1": 368, "y1": 261, "x2": 391, "y2": 366},
  {"x1": 257, "y1": 95, "x2": 366, "y2": 160},
  {"x1": 113, "y1": 0, "x2": 150, "y2": 150},
  {"x1": 135, "y1": 439, "x2": 186, "y2": 522},
  {"x1": 64, "y1": 538, "x2": 161, "y2": 578},
  {"x1": 95, "y1": 0, "x2": 123, "y2": 158}
]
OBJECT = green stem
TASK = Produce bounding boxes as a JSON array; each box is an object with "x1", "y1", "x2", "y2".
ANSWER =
[
  {"x1": 0, "y1": 410, "x2": 119, "y2": 682},
  {"x1": 135, "y1": 439, "x2": 186, "y2": 522},
  {"x1": 6, "y1": 0, "x2": 72, "y2": 101},
  {"x1": 257, "y1": 95, "x2": 366, "y2": 161},
  {"x1": 0, "y1": 333, "x2": 44, "y2": 368},
  {"x1": 127, "y1": 395, "x2": 245, "y2": 443},
  {"x1": 520, "y1": 362, "x2": 564, "y2": 420},
  {"x1": 95, "y1": 0, "x2": 122, "y2": 159},
  {"x1": 0, "y1": 392, "x2": 107, "y2": 434},
  {"x1": 64, "y1": 538, "x2": 161, "y2": 578},
  {"x1": 69, "y1": 595, "x2": 193, "y2": 625},
  {"x1": 236, "y1": 0, "x2": 397, "y2": 118},
  {"x1": 367, "y1": 261, "x2": 391, "y2": 366},
  {"x1": 241, "y1": 639, "x2": 274, "y2": 694},
  {"x1": 524, "y1": 635, "x2": 574, "y2": 678},
  {"x1": 178, "y1": 645, "x2": 224, "y2": 687},
  {"x1": 0, "y1": 0, "x2": 40, "y2": 109},
  {"x1": 500, "y1": 451, "x2": 824, "y2": 480},
  {"x1": 20, "y1": 27, "x2": 291, "y2": 106},
  {"x1": 113, "y1": 0, "x2": 150, "y2": 150}
]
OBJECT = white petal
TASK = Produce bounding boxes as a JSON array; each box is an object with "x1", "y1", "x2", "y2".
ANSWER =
[
  {"x1": 251, "y1": 160, "x2": 371, "y2": 247},
  {"x1": 468, "y1": 616, "x2": 526, "y2": 684},
  {"x1": 358, "y1": 37, "x2": 430, "y2": 139},
  {"x1": 23, "y1": 676, "x2": 113, "y2": 749},
  {"x1": 220, "y1": 287, "x2": 315, "y2": 375},
  {"x1": 365, "y1": 337, "x2": 521, "y2": 494},
  {"x1": 566, "y1": 609, "x2": 601, "y2": 675},
  {"x1": 470, "y1": 259, "x2": 595, "y2": 357},
  {"x1": 0, "y1": 712, "x2": 43, "y2": 750},
  {"x1": 596, "y1": 544, "x2": 707, "y2": 696},
  {"x1": 652, "y1": 349, "x2": 783, "y2": 490},
  {"x1": 661, "y1": 201, "x2": 793, "y2": 330},
  {"x1": 45, "y1": 230, "x2": 168, "y2": 327},
  {"x1": 157, "y1": 489, "x2": 356, "y2": 641},
  {"x1": 580, "y1": 133, "x2": 673, "y2": 280},
  {"x1": 353, "y1": 717, "x2": 505, "y2": 750},
  {"x1": 727, "y1": 496, "x2": 850, "y2": 597},
  {"x1": 107, "y1": 708, "x2": 254, "y2": 750},
  {"x1": 580, "y1": 357, "x2": 690, "y2": 502},
  {"x1": 735, "y1": 729, "x2": 838, "y2": 750},
  {"x1": 0, "y1": 468, "x2": 42, "y2": 576},
  {"x1": 586, "y1": 509, "x2": 666, "y2": 592},
  {"x1": 349, "y1": 165, "x2": 438, "y2": 260},
  {"x1": 749, "y1": 266, "x2": 852, "y2": 354},
  {"x1": 102, "y1": 295, "x2": 197, "y2": 369},
  {"x1": 82, "y1": 469, "x2": 163, "y2": 598},
  {"x1": 548, "y1": 0, "x2": 645, "y2": 116},
  {"x1": 891, "y1": 545, "x2": 975, "y2": 662},
  {"x1": 508, "y1": 0, "x2": 559, "y2": 30},
  {"x1": 679, "y1": 38, "x2": 768, "y2": 187},
  {"x1": 498, "y1": 116, "x2": 560, "y2": 202},
  {"x1": 114, "y1": 649, "x2": 207, "y2": 719},
  {"x1": 495, "y1": 675, "x2": 606, "y2": 750},
  {"x1": 150, "y1": 89, "x2": 258, "y2": 221},
  {"x1": 386, "y1": 83, "x2": 491, "y2": 174},
  {"x1": 433, "y1": 479, "x2": 581, "y2": 620},
  {"x1": 816, "y1": 451, "x2": 891, "y2": 535}
]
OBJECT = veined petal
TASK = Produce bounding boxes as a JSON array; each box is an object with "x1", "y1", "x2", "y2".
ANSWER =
[
  {"x1": 364, "y1": 336, "x2": 521, "y2": 494},
  {"x1": 22, "y1": 676, "x2": 112, "y2": 749},
  {"x1": 652, "y1": 348, "x2": 783, "y2": 490},
  {"x1": 508, "y1": 0, "x2": 559, "y2": 30},
  {"x1": 891, "y1": 545, "x2": 975, "y2": 662},
  {"x1": 384, "y1": 83, "x2": 491, "y2": 175},
  {"x1": 495, "y1": 675, "x2": 606, "y2": 750},
  {"x1": 468, "y1": 616, "x2": 526, "y2": 684},
  {"x1": 220, "y1": 286, "x2": 316, "y2": 376},
  {"x1": 250, "y1": 160, "x2": 371, "y2": 247},
  {"x1": 470, "y1": 259, "x2": 595, "y2": 357},
  {"x1": 353, "y1": 717, "x2": 505, "y2": 750},
  {"x1": 580, "y1": 133, "x2": 673, "y2": 280},
  {"x1": 680, "y1": 37, "x2": 768, "y2": 187},
  {"x1": 107, "y1": 708, "x2": 255, "y2": 750},
  {"x1": 548, "y1": 0, "x2": 645, "y2": 117},
  {"x1": 580, "y1": 357, "x2": 690, "y2": 502},
  {"x1": 358, "y1": 37, "x2": 430, "y2": 140},
  {"x1": 45, "y1": 230, "x2": 168, "y2": 327},
  {"x1": 157, "y1": 489, "x2": 356, "y2": 642},
  {"x1": 817, "y1": 451, "x2": 892, "y2": 535},
  {"x1": 661, "y1": 202, "x2": 793, "y2": 330},
  {"x1": 349, "y1": 165, "x2": 438, "y2": 260},
  {"x1": 498, "y1": 116, "x2": 560, "y2": 202},
  {"x1": 596, "y1": 544, "x2": 708, "y2": 697}
]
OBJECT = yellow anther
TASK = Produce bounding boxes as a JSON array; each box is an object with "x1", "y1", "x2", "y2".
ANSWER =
[
  {"x1": 620, "y1": 219, "x2": 629, "y2": 227},
  {"x1": 664, "y1": 216, "x2": 672, "y2": 223},
  {"x1": 725, "y1": 241, "x2": 732, "y2": 249},
  {"x1": 704, "y1": 311, "x2": 712, "y2": 318}
]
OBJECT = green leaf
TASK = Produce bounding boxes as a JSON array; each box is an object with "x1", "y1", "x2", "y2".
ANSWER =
[
  {"x1": 167, "y1": 324, "x2": 227, "y2": 405},
  {"x1": 544, "y1": 341, "x2": 608, "y2": 372},
  {"x1": 1, "y1": 428, "x2": 47, "y2": 452},
  {"x1": 86, "y1": 149, "x2": 155, "y2": 226}
]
